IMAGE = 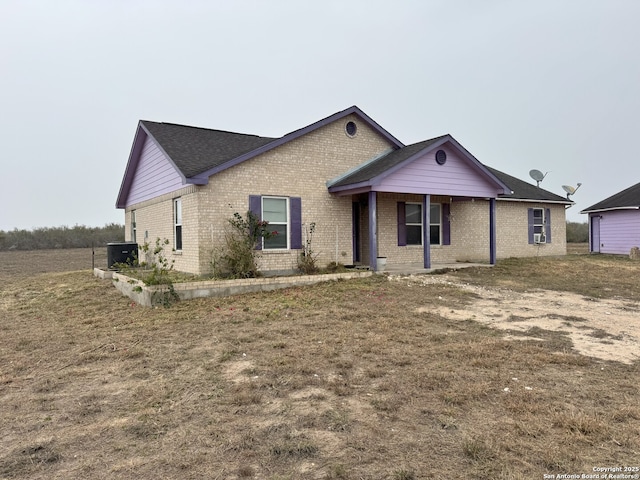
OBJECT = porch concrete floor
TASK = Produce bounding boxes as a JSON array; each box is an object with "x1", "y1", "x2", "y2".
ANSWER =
[{"x1": 380, "y1": 262, "x2": 493, "y2": 275}]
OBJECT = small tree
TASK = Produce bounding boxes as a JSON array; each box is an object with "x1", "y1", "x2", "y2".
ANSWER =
[
  {"x1": 297, "y1": 222, "x2": 319, "y2": 274},
  {"x1": 212, "y1": 211, "x2": 276, "y2": 279}
]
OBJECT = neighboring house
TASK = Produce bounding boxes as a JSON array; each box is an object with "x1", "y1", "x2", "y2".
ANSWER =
[
  {"x1": 116, "y1": 106, "x2": 572, "y2": 275},
  {"x1": 581, "y1": 182, "x2": 640, "y2": 254}
]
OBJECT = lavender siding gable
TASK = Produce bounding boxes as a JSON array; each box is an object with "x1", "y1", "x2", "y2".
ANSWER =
[
  {"x1": 374, "y1": 147, "x2": 501, "y2": 197},
  {"x1": 597, "y1": 210, "x2": 640, "y2": 254},
  {"x1": 126, "y1": 136, "x2": 184, "y2": 207}
]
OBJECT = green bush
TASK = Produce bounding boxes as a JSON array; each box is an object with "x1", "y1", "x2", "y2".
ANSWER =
[{"x1": 211, "y1": 211, "x2": 276, "y2": 279}]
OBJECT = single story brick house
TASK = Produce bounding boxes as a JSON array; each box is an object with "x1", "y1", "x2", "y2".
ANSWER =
[
  {"x1": 116, "y1": 106, "x2": 572, "y2": 275},
  {"x1": 581, "y1": 181, "x2": 640, "y2": 254}
]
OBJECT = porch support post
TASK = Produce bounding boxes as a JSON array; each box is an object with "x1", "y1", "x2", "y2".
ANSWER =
[
  {"x1": 368, "y1": 191, "x2": 378, "y2": 271},
  {"x1": 489, "y1": 198, "x2": 497, "y2": 265},
  {"x1": 423, "y1": 194, "x2": 431, "y2": 269}
]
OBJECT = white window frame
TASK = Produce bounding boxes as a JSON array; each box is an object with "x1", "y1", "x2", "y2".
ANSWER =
[
  {"x1": 533, "y1": 208, "x2": 545, "y2": 243},
  {"x1": 174, "y1": 198, "x2": 182, "y2": 251},
  {"x1": 262, "y1": 196, "x2": 289, "y2": 250},
  {"x1": 405, "y1": 202, "x2": 423, "y2": 246}
]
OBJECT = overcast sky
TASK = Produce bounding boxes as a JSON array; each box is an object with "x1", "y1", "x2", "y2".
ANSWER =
[{"x1": 1, "y1": 0, "x2": 638, "y2": 230}]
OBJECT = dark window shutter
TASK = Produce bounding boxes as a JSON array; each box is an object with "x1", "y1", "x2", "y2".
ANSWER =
[
  {"x1": 442, "y1": 203, "x2": 451, "y2": 245},
  {"x1": 249, "y1": 195, "x2": 262, "y2": 250},
  {"x1": 545, "y1": 208, "x2": 551, "y2": 243},
  {"x1": 397, "y1": 202, "x2": 406, "y2": 246},
  {"x1": 290, "y1": 197, "x2": 302, "y2": 249},
  {"x1": 527, "y1": 208, "x2": 534, "y2": 244}
]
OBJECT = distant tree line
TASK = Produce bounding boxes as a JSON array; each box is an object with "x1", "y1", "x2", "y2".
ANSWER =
[
  {"x1": 566, "y1": 221, "x2": 588, "y2": 243},
  {"x1": 0, "y1": 221, "x2": 588, "y2": 251},
  {"x1": 0, "y1": 223, "x2": 124, "y2": 251}
]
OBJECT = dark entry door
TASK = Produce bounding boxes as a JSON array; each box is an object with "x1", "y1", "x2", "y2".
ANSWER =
[{"x1": 352, "y1": 202, "x2": 361, "y2": 263}]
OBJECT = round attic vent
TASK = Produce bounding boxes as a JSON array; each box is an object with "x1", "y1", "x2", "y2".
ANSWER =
[
  {"x1": 435, "y1": 149, "x2": 447, "y2": 165},
  {"x1": 345, "y1": 121, "x2": 357, "y2": 137}
]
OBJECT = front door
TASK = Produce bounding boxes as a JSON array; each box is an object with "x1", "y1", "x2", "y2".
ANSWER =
[
  {"x1": 352, "y1": 202, "x2": 361, "y2": 263},
  {"x1": 591, "y1": 215, "x2": 600, "y2": 253}
]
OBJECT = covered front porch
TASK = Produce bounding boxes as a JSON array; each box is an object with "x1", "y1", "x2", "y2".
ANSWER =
[
  {"x1": 327, "y1": 134, "x2": 512, "y2": 272},
  {"x1": 350, "y1": 191, "x2": 499, "y2": 271}
]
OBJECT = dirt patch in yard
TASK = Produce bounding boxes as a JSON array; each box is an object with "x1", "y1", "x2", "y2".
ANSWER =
[{"x1": 394, "y1": 274, "x2": 640, "y2": 364}]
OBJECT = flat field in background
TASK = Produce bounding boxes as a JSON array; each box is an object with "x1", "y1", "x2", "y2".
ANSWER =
[{"x1": 0, "y1": 246, "x2": 638, "y2": 479}]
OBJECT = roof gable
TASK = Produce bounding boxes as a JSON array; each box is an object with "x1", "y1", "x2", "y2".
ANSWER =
[
  {"x1": 581, "y1": 181, "x2": 640, "y2": 213},
  {"x1": 328, "y1": 135, "x2": 511, "y2": 197},
  {"x1": 117, "y1": 106, "x2": 404, "y2": 208},
  {"x1": 189, "y1": 106, "x2": 404, "y2": 182}
]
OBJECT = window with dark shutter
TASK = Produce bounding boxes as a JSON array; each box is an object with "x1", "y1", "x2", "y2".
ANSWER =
[{"x1": 248, "y1": 195, "x2": 302, "y2": 250}]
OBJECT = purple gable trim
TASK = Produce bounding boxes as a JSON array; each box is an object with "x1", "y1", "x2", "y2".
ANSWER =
[
  {"x1": 370, "y1": 137, "x2": 509, "y2": 196},
  {"x1": 189, "y1": 106, "x2": 405, "y2": 184},
  {"x1": 126, "y1": 136, "x2": 184, "y2": 206},
  {"x1": 116, "y1": 122, "x2": 188, "y2": 208},
  {"x1": 328, "y1": 135, "x2": 510, "y2": 197}
]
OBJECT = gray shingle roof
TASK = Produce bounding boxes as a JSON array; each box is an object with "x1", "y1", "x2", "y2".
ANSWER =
[
  {"x1": 581, "y1": 181, "x2": 640, "y2": 212},
  {"x1": 485, "y1": 167, "x2": 570, "y2": 203},
  {"x1": 141, "y1": 121, "x2": 277, "y2": 178}
]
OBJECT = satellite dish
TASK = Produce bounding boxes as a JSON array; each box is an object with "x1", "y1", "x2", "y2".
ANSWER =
[
  {"x1": 562, "y1": 183, "x2": 582, "y2": 199},
  {"x1": 529, "y1": 169, "x2": 548, "y2": 187}
]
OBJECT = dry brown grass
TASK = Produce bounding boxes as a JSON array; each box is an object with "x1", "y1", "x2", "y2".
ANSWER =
[{"x1": 0, "y1": 248, "x2": 638, "y2": 479}]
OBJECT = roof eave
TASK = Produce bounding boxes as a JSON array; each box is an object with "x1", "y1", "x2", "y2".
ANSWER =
[
  {"x1": 115, "y1": 122, "x2": 147, "y2": 209},
  {"x1": 328, "y1": 181, "x2": 373, "y2": 195},
  {"x1": 116, "y1": 121, "x2": 189, "y2": 209},
  {"x1": 581, "y1": 206, "x2": 640, "y2": 214},
  {"x1": 498, "y1": 197, "x2": 574, "y2": 205},
  {"x1": 361, "y1": 135, "x2": 511, "y2": 195}
]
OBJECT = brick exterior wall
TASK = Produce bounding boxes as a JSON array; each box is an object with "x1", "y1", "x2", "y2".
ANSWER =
[
  {"x1": 495, "y1": 201, "x2": 567, "y2": 258},
  {"x1": 126, "y1": 114, "x2": 393, "y2": 275},
  {"x1": 124, "y1": 185, "x2": 200, "y2": 272},
  {"x1": 123, "y1": 116, "x2": 567, "y2": 275},
  {"x1": 373, "y1": 197, "x2": 567, "y2": 264}
]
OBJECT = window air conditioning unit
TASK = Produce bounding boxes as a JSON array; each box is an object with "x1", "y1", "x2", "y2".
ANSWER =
[{"x1": 534, "y1": 233, "x2": 546, "y2": 244}]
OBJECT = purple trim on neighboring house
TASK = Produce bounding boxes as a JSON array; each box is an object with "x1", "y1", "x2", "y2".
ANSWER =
[
  {"x1": 590, "y1": 214, "x2": 601, "y2": 253},
  {"x1": 290, "y1": 197, "x2": 302, "y2": 249},
  {"x1": 423, "y1": 194, "x2": 431, "y2": 269},
  {"x1": 397, "y1": 202, "x2": 406, "y2": 246},
  {"x1": 369, "y1": 191, "x2": 378, "y2": 271},
  {"x1": 190, "y1": 106, "x2": 405, "y2": 184},
  {"x1": 442, "y1": 203, "x2": 451, "y2": 245},
  {"x1": 594, "y1": 209, "x2": 640, "y2": 254},
  {"x1": 490, "y1": 198, "x2": 496, "y2": 265}
]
